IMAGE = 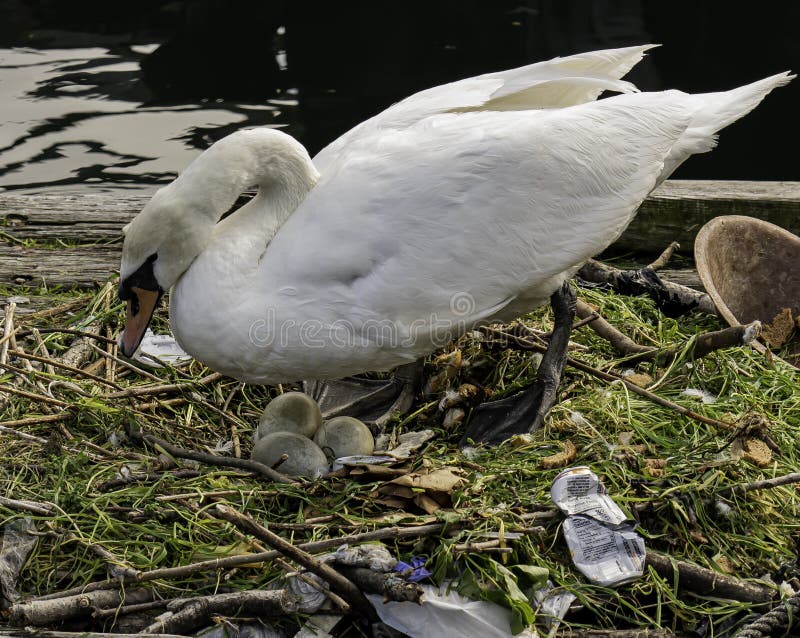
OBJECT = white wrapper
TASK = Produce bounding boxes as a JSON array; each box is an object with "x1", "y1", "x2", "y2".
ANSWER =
[{"x1": 551, "y1": 467, "x2": 645, "y2": 587}]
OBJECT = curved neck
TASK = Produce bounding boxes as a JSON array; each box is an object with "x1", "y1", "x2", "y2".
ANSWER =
[{"x1": 169, "y1": 128, "x2": 319, "y2": 231}]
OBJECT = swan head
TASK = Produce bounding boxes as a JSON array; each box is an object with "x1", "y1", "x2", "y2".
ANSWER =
[{"x1": 118, "y1": 185, "x2": 217, "y2": 357}]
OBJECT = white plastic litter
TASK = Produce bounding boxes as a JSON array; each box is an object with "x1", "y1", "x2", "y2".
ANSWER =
[
  {"x1": 367, "y1": 584, "x2": 537, "y2": 638},
  {"x1": 681, "y1": 388, "x2": 717, "y2": 404},
  {"x1": 551, "y1": 467, "x2": 645, "y2": 587},
  {"x1": 132, "y1": 329, "x2": 192, "y2": 368},
  {"x1": 534, "y1": 582, "x2": 576, "y2": 638}
]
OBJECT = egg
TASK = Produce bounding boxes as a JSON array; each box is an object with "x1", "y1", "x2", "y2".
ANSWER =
[
  {"x1": 251, "y1": 431, "x2": 329, "y2": 478},
  {"x1": 255, "y1": 392, "x2": 322, "y2": 441},
  {"x1": 313, "y1": 416, "x2": 375, "y2": 460}
]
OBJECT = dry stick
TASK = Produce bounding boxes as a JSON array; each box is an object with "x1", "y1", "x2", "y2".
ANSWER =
[
  {"x1": 18, "y1": 327, "x2": 117, "y2": 345},
  {"x1": 155, "y1": 488, "x2": 279, "y2": 502},
  {"x1": 0, "y1": 496, "x2": 57, "y2": 516},
  {"x1": 452, "y1": 539, "x2": 513, "y2": 554},
  {"x1": 104, "y1": 372, "x2": 223, "y2": 399},
  {"x1": 0, "y1": 413, "x2": 72, "y2": 428},
  {"x1": 222, "y1": 382, "x2": 244, "y2": 458},
  {"x1": 92, "y1": 597, "x2": 182, "y2": 618},
  {"x1": 139, "y1": 590, "x2": 303, "y2": 636},
  {"x1": 647, "y1": 241, "x2": 681, "y2": 271},
  {"x1": 10, "y1": 588, "x2": 154, "y2": 627},
  {"x1": 1, "y1": 301, "x2": 15, "y2": 364},
  {"x1": 94, "y1": 469, "x2": 202, "y2": 493},
  {"x1": 35, "y1": 522, "x2": 448, "y2": 601},
  {"x1": 646, "y1": 551, "x2": 775, "y2": 604},
  {"x1": 213, "y1": 503, "x2": 379, "y2": 623},
  {"x1": 58, "y1": 528, "x2": 139, "y2": 580},
  {"x1": 19, "y1": 297, "x2": 88, "y2": 324},
  {"x1": 0, "y1": 383, "x2": 71, "y2": 407},
  {"x1": 9, "y1": 349, "x2": 122, "y2": 389},
  {"x1": 575, "y1": 299, "x2": 654, "y2": 356},
  {"x1": 715, "y1": 471, "x2": 800, "y2": 497},
  {"x1": 30, "y1": 328, "x2": 56, "y2": 374},
  {"x1": 88, "y1": 342, "x2": 162, "y2": 382},
  {"x1": 627, "y1": 322, "x2": 761, "y2": 366},
  {"x1": 334, "y1": 566, "x2": 424, "y2": 604},
  {"x1": 136, "y1": 432, "x2": 296, "y2": 485}
]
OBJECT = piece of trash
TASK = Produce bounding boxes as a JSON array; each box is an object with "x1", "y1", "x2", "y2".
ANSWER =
[
  {"x1": 293, "y1": 614, "x2": 342, "y2": 638},
  {"x1": 286, "y1": 571, "x2": 328, "y2": 613},
  {"x1": 330, "y1": 544, "x2": 396, "y2": 572},
  {"x1": 551, "y1": 467, "x2": 645, "y2": 587},
  {"x1": 393, "y1": 556, "x2": 432, "y2": 583},
  {"x1": 367, "y1": 582, "x2": 537, "y2": 638},
  {"x1": 534, "y1": 581, "x2": 577, "y2": 638},
  {"x1": 681, "y1": 388, "x2": 717, "y2": 404},
  {"x1": 762, "y1": 307, "x2": 794, "y2": 347},
  {"x1": 0, "y1": 517, "x2": 38, "y2": 606},
  {"x1": 131, "y1": 329, "x2": 193, "y2": 368},
  {"x1": 540, "y1": 440, "x2": 577, "y2": 469},
  {"x1": 334, "y1": 429, "x2": 437, "y2": 471}
]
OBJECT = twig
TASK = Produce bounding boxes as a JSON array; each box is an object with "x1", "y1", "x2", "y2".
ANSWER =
[
  {"x1": 213, "y1": 503, "x2": 379, "y2": 622},
  {"x1": 626, "y1": 322, "x2": 762, "y2": 366},
  {"x1": 715, "y1": 471, "x2": 800, "y2": 497},
  {"x1": 88, "y1": 342, "x2": 162, "y2": 382},
  {"x1": 646, "y1": 551, "x2": 775, "y2": 603},
  {"x1": 131, "y1": 430, "x2": 297, "y2": 484},
  {"x1": 222, "y1": 381, "x2": 244, "y2": 458},
  {"x1": 334, "y1": 565, "x2": 424, "y2": 603},
  {"x1": 34, "y1": 523, "x2": 448, "y2": 600},
  {"x1": 0, "y1": 413, "x2": 72, "y2": 428},
  {"x1": 10, "y1": 588, "x2": 154, "y2": 626},
  {"x1": 578, "y1": 259, "x2": 717, "y2": 316},
  {"x1": 0, "y1": 384, "x2": 70, "y2": 407},
  {"x1": 1, "y1": 301, "x2": 16, "y2": 364},
  {"x1": 452, "y1": 539, "x2": 513, "y2": 554},
  {"x1": 103, "y1": 372, "x2": 223, "y2": 399},
  {"x1": 139, "y1": 590, "x2": 303, "y2": 635},
  {"x1": 18, "y1": 297, "x2": 87, "y2": 324},
  {"x1": 0, "y1": 496, "x2": 57, "y2": 516},
  {"x1": 8, "y1": 349, "x2": 122, "y2": 389},
  {"x1": 575, "y1": 299, "x2": 654, "y2": 356},
  {"x1": 94, "y1": 469, "x2": 202, "y2": 492},
  {"x1": 647, "y1": 241, "x2": 681, "y2": 271}
]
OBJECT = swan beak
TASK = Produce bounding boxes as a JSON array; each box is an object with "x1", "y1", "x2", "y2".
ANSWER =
[{"x1": 119, "y1": 287, "x2": 161, "y2": 358}]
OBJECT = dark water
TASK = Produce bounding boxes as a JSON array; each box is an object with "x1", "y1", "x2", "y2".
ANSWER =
[
  {"x1": 0, "y1": 45, "x2": 300, "y2": 195},
  {"x1": 1, "y1": 2, "x2": 798, "y2": 197}
]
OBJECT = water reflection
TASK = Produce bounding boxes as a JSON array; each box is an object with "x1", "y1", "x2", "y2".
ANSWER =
[{"x1": 0, "y1": 46, "x2": 296, "y2": 194}]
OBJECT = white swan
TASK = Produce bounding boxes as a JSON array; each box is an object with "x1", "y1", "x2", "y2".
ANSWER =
[{"x1": 118, "y1": 45, "x2": 792, "y2": 391}]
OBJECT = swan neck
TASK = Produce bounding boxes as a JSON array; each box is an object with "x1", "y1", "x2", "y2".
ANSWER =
[{"x1": 171, "y1": 129, "x2": 319, "y2": 225}]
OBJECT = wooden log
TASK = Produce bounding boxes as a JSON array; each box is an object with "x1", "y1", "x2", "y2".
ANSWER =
[
  {"x1": 0, "y1": 244, "x2": 118, "y2": 288},
  {"x1": 622, "y1": 180, "x2": 800, "y2": 255},
  {"x1": 0, "y1": 181, "x2": 796, "y2": 289}
]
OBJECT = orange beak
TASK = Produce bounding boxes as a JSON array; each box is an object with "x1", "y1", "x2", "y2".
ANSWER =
[{"x1": 119, "y1": 287, "x2": 162, "y2": 358}]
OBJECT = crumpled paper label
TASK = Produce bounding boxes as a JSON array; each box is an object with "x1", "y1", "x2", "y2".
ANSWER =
[{"x1": 551, "y1": 467, "x2": 645, "y2": 587}]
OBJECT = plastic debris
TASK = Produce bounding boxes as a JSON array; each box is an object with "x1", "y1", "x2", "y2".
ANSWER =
[
  {"x1": 681, "y1": 388, "x2": 717, "y2": 404},
  {"x1": 534, "y1": 581, "x2": 577, "y2": 638},
  {"x1": 132, "y1": 329, "x2": 192, "y2": 368},
  {"x1": 0, "y1": 518, "x2": 38, "y2": 606},
  {"x1": 393, "y1": 556, "x2": 432, "y2": 583},
  {"x1": 551, "y1": 467, "x2": 645, "y2": 587},
  {"x1": 367, "y1": 583, "x2": 537, "y2": 638}
]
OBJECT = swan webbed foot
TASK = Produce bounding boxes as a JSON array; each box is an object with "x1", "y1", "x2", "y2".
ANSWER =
[
  {"x1": 302, "y1": 359, "x2": 423, "y2": 433},
  {"x1": 462, "y1": 282, "x2": 576, "y2": 446}
]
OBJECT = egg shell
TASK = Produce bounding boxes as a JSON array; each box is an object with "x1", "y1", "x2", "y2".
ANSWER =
[
  {"x1": 313, "y1": 416, "x2": 375, "y2": 459},
  {"x1": 251, "y1": 431, "x2": 329, "y2": 478},
  {"x1": 255, "y1": 392, "x2": 322, "y2": 441}
]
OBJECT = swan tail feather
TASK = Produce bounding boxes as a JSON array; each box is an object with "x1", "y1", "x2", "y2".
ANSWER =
[{"x1": 660, "y1": 71, "x2": 794, "y2": 180}]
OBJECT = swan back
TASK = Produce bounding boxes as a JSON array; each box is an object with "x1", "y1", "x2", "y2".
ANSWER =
[{"x1": 313, "y1": 44, "x2": 657, "y2": 171}]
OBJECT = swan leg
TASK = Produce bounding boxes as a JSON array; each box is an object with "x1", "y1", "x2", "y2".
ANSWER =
[
  {"x1": 462, "y1": 282, "x2": 576, "y2": 446},
  {"x1": 302, "y1": 359, "x2": 423, "y2": 432}
]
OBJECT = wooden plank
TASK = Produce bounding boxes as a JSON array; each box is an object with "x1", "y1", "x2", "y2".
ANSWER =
[
  {"x1": 622, "y1": 180, "x2": 800, "y2": 254},
  {"x1": 0, "y1": 181, "x2": 796, "y2": 289},
  {"x1": 0, "y1": 244, "x2": 119, "y2": 289},
  {"x1": 1, "y1": 182, "x2": 798, "y2": 249}
]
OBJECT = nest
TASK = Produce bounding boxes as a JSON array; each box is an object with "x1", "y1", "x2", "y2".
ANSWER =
[{"x1": 1, "y1": 279, "x2": 799, "y2": 637}]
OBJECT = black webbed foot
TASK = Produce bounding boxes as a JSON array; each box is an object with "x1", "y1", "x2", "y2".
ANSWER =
[{"x1": 462, "y1": 282, "x2": 576, "y2": 446}]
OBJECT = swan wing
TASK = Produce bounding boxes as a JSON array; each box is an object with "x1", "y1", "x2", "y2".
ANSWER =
[
  {"x1": 264, "y1": 92, "x2": 693, "y2": 355},
  {"x1": 313, "y1": 44, "x2": 657, "y2": 172}
]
